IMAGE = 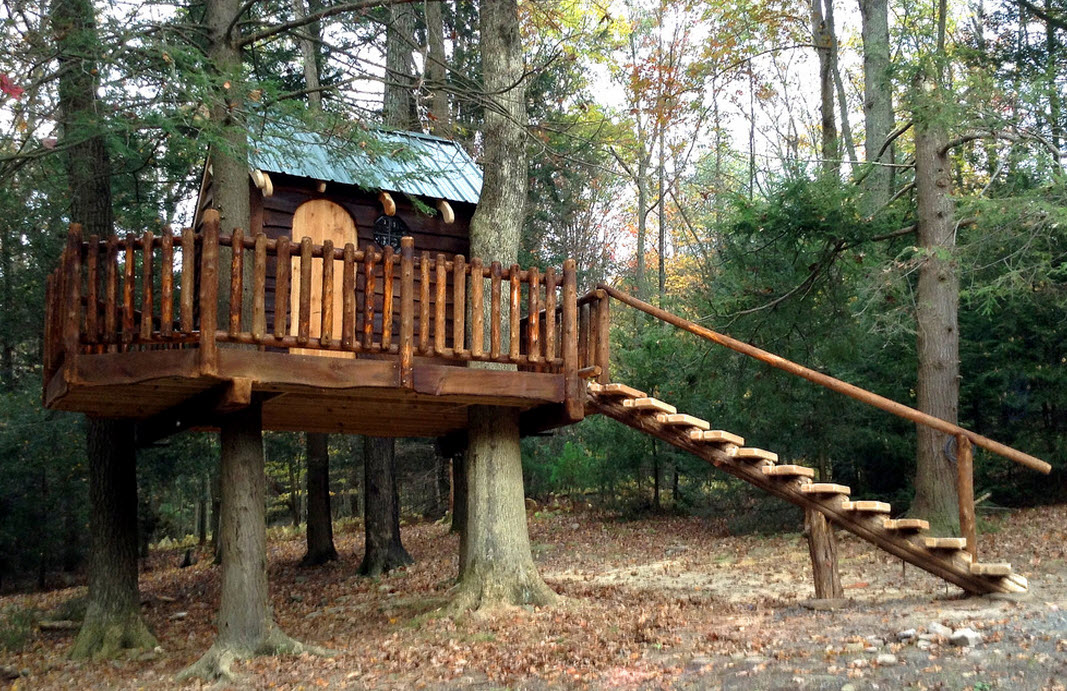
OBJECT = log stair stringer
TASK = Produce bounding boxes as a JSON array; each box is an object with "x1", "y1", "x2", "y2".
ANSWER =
[{"x1": 587, "y1": 381, "x2": 1028, "y2": 595}]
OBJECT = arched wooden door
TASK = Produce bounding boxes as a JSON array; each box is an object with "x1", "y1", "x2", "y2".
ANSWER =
[{"x1": 290, "y1": 199, "x2": 356, "y2": 357}]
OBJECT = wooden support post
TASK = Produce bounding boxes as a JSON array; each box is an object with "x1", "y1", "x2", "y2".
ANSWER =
[
  {"x1": 251, "y1": 234, "x2": 266, "y2": 340},
  {"x1": 85, "y1": 234, "x2": 99, "y2": 344},
  {"x1": 140, "y1": 231, "x2": 154, "y2": 341},
  {"x1": 490, "y1": 262, "x2": 502, "y2": 359},
  {"x1": 596, "y1": 289, "x2": 610, "y2": 384},
  {"x1": 105, "y1": 236, "x2": 119, "y2": 347},
  {"x1": 957, "y1": 434, "x2": 977, "y2": 559},
  {"x1": 399, "y1": 237, "x2": 414, "y2": 388},
  {"x1": 452, "y1": 254, "x2": 466, "y2": 356},
  {"x1": 364, "y1": 244, "x2": 377, "y2": 349},
  {"x1": 122, "y1": 235, "x2": 135, "y2": 345},
  {"x1": 180, "y1": 227, "x2": 194, "y2": 334},
  {"x1": 419, "y1": 251, "x2": 430, "y2": 354},
  {"x1": 228, "y1": 228, "x2": 242, "y2": 337},
  {"x1": 805, "y1": 508, "x2": 843, "y2": 600},
  {"x1": 63, "y1": 224, "x2": 83, "y2": 378},
  {"x1": 320, "y1": 239, "x2": 335, "y2": 347},
  {"x1": 161, "y1": 228, "x2": 174, "y2": 338},
  {"x1": 470, "y1": 258, "x2": 484, "y2": 358},
  {"x1": 199, "y1": 210, "x2": 220, "y2": 375},
  {"x1": 274, "y1": 235, "x2": 290, "y2": 339},
  {"x1": 381, "y1": 245, "x2": 394, "y2": 349},
  {"x1": 434, "y1": 252, "x2": 446, "y2": 355},
  {"x1": 342, "y1": 243, "x2": 356, "y2": 350},
  {"x1": 562, "y1": 259, "x2": 583, "y2": 421},
  {"x1": 509, "y1": 264, "x2": 521, "y2": 361},
  {"x1": 527, "y1": 267, "x2": 540, "y2": 364},
  {"x1": 578, "y1": 302, "x2": 590, "y2": 370},
  {"x1": 298, "y1": 237, "x2": 313, "y2": 346}
]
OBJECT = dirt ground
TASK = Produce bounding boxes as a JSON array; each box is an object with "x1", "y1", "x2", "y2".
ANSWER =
[{"x1": 2, "y1": 503, "x2": 1066, "y2": 690}]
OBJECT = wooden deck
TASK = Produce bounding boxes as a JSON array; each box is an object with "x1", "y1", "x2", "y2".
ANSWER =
[{"x1": 42, "y1": 211, "x2": 610, "y2": 440}]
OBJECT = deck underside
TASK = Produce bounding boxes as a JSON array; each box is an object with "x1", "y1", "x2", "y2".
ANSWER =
[{"x1": 47, "y1": 347, "x2": 568, "y2": 438}]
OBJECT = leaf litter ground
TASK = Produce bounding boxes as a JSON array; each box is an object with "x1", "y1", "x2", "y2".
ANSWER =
[{"x1": 3, "y1": 503, "x2": 1066, "y2": 689}]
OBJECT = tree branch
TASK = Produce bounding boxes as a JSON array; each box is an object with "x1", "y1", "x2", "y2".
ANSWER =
[{"x1": 238, "y1": 0, "x2": 426, "y2": 48}]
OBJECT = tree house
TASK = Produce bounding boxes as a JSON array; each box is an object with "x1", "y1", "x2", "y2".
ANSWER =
[{"x1": 43, "y1": 130, "x2": 600, "y2": 442}]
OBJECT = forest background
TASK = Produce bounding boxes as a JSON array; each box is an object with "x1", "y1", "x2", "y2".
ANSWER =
[{"x1": 0, "y1": 0, "x2": 1065, "y2": 590}]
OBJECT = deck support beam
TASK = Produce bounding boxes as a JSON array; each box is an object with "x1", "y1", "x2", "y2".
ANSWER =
[{"x1": 134, "y1": 377, "x2": 258, "y2": 447}]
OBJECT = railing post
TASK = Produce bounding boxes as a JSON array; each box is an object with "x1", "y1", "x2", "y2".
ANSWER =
[
  {"x1": 228, "y1": 227, "x2": 243, "y2": 337},
  {"x1": 198, "y1": 209, "x2": 220, "y2": 375},
  {"x1": 562, "y1": 259, "x2": 583, "y2": 421},
  {"x1": 957, "y1": 433, "x2": 977, "y2": 558},
  {"x1": 141, "y1": 230, "x2": 155, "y2": 341},
  {"x1": 62, "y1": 224, "x2": 83, "y2": 380},
  {"x1": 399, "y1": 237, "x2": 414, "y2": 388},
  {"x1": 596, "y1": 289, "x2": 611, "y2": 384}
]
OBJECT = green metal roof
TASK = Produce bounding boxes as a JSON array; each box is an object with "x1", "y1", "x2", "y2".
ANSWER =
[{"x1": 248, "y1": 128, "x2": 482, "y2": 205}]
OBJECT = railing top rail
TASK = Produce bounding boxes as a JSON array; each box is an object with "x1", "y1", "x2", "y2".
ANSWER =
[{"x1": 598, "y1": 283, "x2": 1052, "y2": 475}]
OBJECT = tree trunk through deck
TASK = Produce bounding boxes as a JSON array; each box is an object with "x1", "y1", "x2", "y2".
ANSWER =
[
  {"x1": 452, "y1": 407, "x2": 558, "y2": 611},
  {"x1": 303, "y1": 433, "x2": 337, "y2": 565},
  {"x1": 359, "y1": 436, "x2": 412, "y2": 576},
  {"x1": 450, "y1": 0, "x2": 557, "y2": 613},
  {"x1": 909, "y1": 94, "x2": 961, "y2": 536},
  {"x1": 804, "y1": 508, "x2": 843, "y2": 599},
  {"x1": 178, "y1": 403, "x2": 319, "y2": 682},
  {"x1": 71, "y1": 419, "x2": 157, "y2": 660}
]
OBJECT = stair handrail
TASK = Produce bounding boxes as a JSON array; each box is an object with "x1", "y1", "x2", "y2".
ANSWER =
[{"x1": 597, "y1": 283, "x2": 1052, "y2": 476}]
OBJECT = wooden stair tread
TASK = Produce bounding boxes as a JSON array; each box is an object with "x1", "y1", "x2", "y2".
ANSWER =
[
  {"x1": 882, "y1": 518, "x2": 930, "y2": 532},
  {"x1": 655, "y1": 413, "x2": 710, "y2": 430},
  {"x1": 799, "y1": 482, "x2": 850, "y2": 495},
  {"x1": 735, "y1": 447, "x2": 778, "y2": 462},
  {"x1": 762, "y1": 464, "x2": 815, "y2": 478},
  {"x1": 688, "y1": 429, "x2": 745, "y2": 446},
  {"x1": 622, "y1": 397, "x2": 677, "y2": 414},
  {"x1": 589, "y1": 382, "x2": 646, "y2": 399},
  {"x1": 924, "y1": 537, "x2": 968, "y2": 550},
  {"x1": 970, "y1": 562, "x2": 1012, "y2": 576},
  {"x1": 842, "y1": 500, "x2": 891, "y2": 513}
]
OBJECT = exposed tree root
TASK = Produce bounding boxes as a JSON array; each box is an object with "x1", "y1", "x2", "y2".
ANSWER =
[
  {"x1": 176, "y1": 628, "x2": 332, "y2": 683},
  {"x1": 358, "y1": 545, "x2": 413, "y2": 578},
  {"x1": 300, "y1": 547, "x2": 339, "y2": 567},
  {"x1": 447, "y1": 563, "x2": 559, "y2": 615},
  {"x1": 69, "y1": 609, "x2": 157, "y2": 661}
]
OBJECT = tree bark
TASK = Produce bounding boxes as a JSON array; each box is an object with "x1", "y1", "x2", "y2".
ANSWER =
[
  {"x1": 859, "y1": 0, "x2": 894, "y2": 213},
  {"x1": 359, "y1": 436, "x2": 412, "y2": 576},
  {"x1": 425, "y1": 0, "x2": 451, "y2": 137},
  {"x1": 302, "y1": 433, "x2": 338, "y2": 565},
  {"x1": 52, "y1": 0, "x2": 156, "y2": 659},
  {"x1": 812, "y1": 0, "x2": 838, "y2": 176},
  {"x1": 70, "y1": 419, "x2": 157, "y2": 660},
  {"x1": 451, "y1": 0, "x2": 558, "y2": 612},
  {"x1": 178, "y1": 404, "x2": 320, "y2": 681},
  {"x1": 291, "y1": 0, "x2": 322, "y2": 110},
  {"x1": 909, "y1": 71, "x2": 961, "y2": 535},
  {"x1": 384, "y1": 2, "x2": 417, "y2": 129},
  {"x1": 804, "y1": 508, "x2": 843, "y2": 599}
]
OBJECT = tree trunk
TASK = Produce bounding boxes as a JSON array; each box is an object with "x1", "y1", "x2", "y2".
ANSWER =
[
  {"x1": 198, "y1": 473, "x2": 208, "y2": 546},
  {"x1": 210, "y1": 472, "x2": 222, "y2": 563},
  {"x1": 291, "y1": 0, "x2": 322, "y2": 110},
  {"x1": 804, "y1": 508, "x2": 843, "y2": 599},
  {"x1": 909, "y1": 71, "x2": 961, "y2": 536},
  {"x1": 826, "y1": 0, "x2": 857, "y2": 171},
  {"x1": 450, "y1": 453, "x2": 467, "y2": 534},
  {"x1": 359, "y1": 436, "x2": 412, "y2": 576},
  {"x1": 812, "y1": 0, "x2": 838, "y2": 176},
  {"x1": 425, "y1": 0, "x2": 451, "y2": 137},
  {"x1": 859, "y1": 0, "x2": 893, "y2": 213},
  {"x1": 384, "y1": 2, "x2": 417, "y2": 129},
  {"x1": 451, "y1": 0, "x2": 557, "y2": 612},
  {"x1": 71, "y1": 419, "x2": 157, "y2": 659},
  {"x1": 452, "y1": 407, "x2": 558, "y2": 611},
  {"x1": 178, "y1": 404, "x2": 318, "y2": 681},
  {"x1": 302, "y1": 433, "x2": 338, "y2": 565}
]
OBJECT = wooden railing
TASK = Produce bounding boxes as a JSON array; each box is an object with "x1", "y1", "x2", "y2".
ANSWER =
[
  {"x1": 583, "y1": 283, "x2": 1053, "y2": 560},
  {"x1": 44, "y1": 210, "x2": 581, "y2": 399}
]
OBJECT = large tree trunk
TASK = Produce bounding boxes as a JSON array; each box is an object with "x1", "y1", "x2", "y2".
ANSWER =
[
  {"x1": 451, "y1": 0, "x2": 558, "y2": 613},
  {"x1": 302, "y1": 433, "x2": 337, "y2": 565},
  {"x1": 359, "y1": 436, "x2": 412, "y2": 576},
  {"x1": 70, "y1": 419, "x2": 156, "y2": 660},
  {"x1": 425, "y1": 0, "x2": 451, "y2": 136},
  {"x1": 52, "y1": 0, "x2": 156, "y2": 659},
  {"x1": 859, "y1": 0, "x2": 893, "y2": 213},
  {"x1": 812, "y1": 0, "x2": 838, "y2": 176},
  {"x1": 178, "y1": 404, "x2": 317, "y2": 681},
  {"x1": 909, "y1": 92, "x2": 961, "y2": 535},
  {"x1": 384, "y1": 2, "x2": 417, "y2": 129}
]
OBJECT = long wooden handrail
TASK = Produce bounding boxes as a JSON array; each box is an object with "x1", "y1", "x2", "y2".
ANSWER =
[{"x1": 598, "y1": 283, "x2": 1052, "y2": 475}]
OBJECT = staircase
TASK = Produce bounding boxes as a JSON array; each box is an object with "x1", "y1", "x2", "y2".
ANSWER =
[{"x1": 587, "y1": 381, "x2": 1029, "y2": 595}]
